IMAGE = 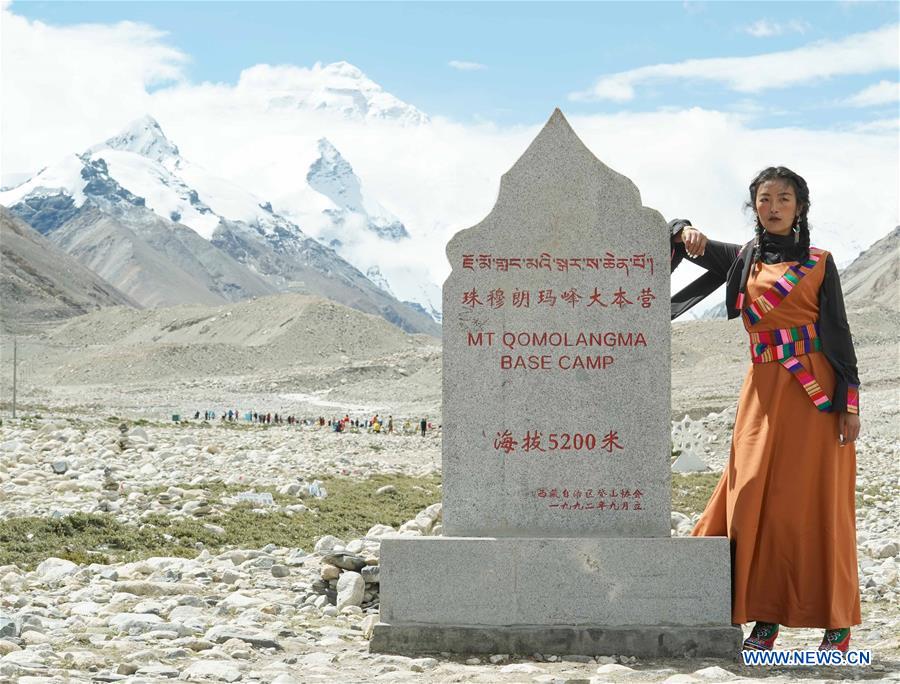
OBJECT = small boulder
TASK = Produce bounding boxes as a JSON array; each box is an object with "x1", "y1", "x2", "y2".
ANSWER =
[
  {"x1": 336, "y1": 571, "x2": 365, "y2": 609},
  {"x1": 322, "y1": 552, "x2": 367, "y2": 571}
]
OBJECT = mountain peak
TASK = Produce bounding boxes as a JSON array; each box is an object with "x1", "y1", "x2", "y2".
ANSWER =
[
  {"x1": 316, "y1": 137, "x2": 343, "y2": 162},
  {"x1": 307, "y1": 139, "x2": 363, "y2": 214},
  {"x1": 306, "y1": 138, "x2": 410, "y2": 243},
  {"x1": 99, "y1": 115, "x2": 181, "y2": 164},
  {"x1": 235, "y1": 62, "x2": 429, "y2": 125},
  {"x1": 319, "y1": 61, "x2": 366, "y2": 80}
]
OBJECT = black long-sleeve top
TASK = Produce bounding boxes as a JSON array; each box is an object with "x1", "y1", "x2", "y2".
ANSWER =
[{"x1": 669, "y1": 219, "x2": 860, "y2": 414}]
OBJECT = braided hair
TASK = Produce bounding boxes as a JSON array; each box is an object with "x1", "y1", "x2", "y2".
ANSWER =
[
  {"x1": 745, "y1": 166, "x2": 811, "y2": 264},
  {"x1": 733, "y1": 166, "x2": 812, "y2": 311}
]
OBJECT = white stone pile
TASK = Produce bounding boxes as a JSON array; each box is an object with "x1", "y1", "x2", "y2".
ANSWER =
[
  {"x1": 304, "y1": 503, "x2": 443, "y2": 619},
  {"x1": 669, "y1": 408, "x2": 735, "y2": 471}
]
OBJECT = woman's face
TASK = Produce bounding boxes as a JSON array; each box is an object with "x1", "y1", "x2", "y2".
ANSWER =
[{"x1": 754, "y1": 179, "x2": 800, "y2": 235}]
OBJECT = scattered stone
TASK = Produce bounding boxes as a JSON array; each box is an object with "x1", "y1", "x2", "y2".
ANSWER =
[
  {"x1": 34, "y1": 557, "x2": 78, "y2": 582},
  {"x1": 360, "y1": 565, "x2": 379, "y2": 584},
  {"x1": 270, "y1": 675, "x2": 299, "y2": 684},
  {"x1": 270, "y1": 564, "x2": 290, "y2": 578},
  {"x1": 322, "y1": 552, "x2": 367, "y2": 571},
  {"x1": 501, "y1": 663, "x2": 545, "y2": 674},
  {"x1": 360, "y1": 614, "x2": 379, "y2": 639},
  {"x1": 562, "y1": 654, "x2": 594, "y2": 663},
  {"x1": 874, "y1": 541, "x2": 898, "y2": 559},
  {"x1": 109, "y1": 612, "x2": 165, "y2": 634},
  {"x1": 314, "y1": 535, "x2": 345, "y2": 553},
  {"x1": 128, "y1": 427, "x2": 148, "y2": 442},
  {"x1": 0, "y1": 639, "x2": 20, "y2": 655},
  {"x1": 336, "y1": 571, "x2": 365, "y2": 609},
  {"x1": 51, "y1": 460, "x2": 69, "y2": 474},
  {"x1": 596, "y1": 663, "x2": 636, "y2": 675},
  {"x1": 375, "y1": 485, "x2": 397, "y2": 495},
  {"x1": 204, "y1": 626, "x2": 283, "y2": 651},
  {"x1": 180, "y1": 660, "x2": 242, "y2": 682},
  {"x1": 671, "y1": 449, "x2": 710, "y2": 473},
  {"x1": 137, "y1": 663, "x2": 180, "y2": 678},
  {"x1": 693, "y1": 665, "x2": 737, "y2": 679},
  {"x1": 21, "y1": 630, "x2": 49, "y2": 644},
  {"x1": 409, "y1": 657, "x2": 439, "y2": 671},
  {"x1": 220, "y1": 592, "x2": 264, "y2": 610},
  {"x1": 320, "y1": 565, "x2": 340, "y2": 581},
  {"x1": 0, "y1": 615, "x2": 18, "y2": 639}
]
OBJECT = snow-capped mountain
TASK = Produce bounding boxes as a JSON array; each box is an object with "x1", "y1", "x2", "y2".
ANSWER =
[
  {"x1": 307, "y1": 138, "x2": 409, "y2": 245},
  {"x1": 285, "y1": 138, "x2": 443, "y2": 322},
  {"x1": 90, "y1": 115, "x2": 180, "y2": 165},
  {"x1": 0, "y1": 117, "x2": 439, "y2": 335},
  {"x1": 365, "y1": 266, "x2": 396, "y2": 298},
  {"x1": 239, "y1": 61, "x2": 429, "y2": 126}
]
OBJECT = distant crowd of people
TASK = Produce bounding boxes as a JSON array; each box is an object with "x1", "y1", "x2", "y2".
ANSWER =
[{"x1": 192, "y1": 410, "x2": 433, "y2": 435}]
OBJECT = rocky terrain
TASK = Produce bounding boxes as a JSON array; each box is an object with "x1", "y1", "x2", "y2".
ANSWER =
[
  {"x1": 0, "y1": 229, "x2": 897, "y2": 682},
  {"x1": 0, "y1": 116, "x2": 441, "y2": 336},
  {"x1": 0, "y1": 417, "x2": 897, "y2": 682}
]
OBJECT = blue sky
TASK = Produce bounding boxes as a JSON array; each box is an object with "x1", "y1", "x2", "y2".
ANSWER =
[{"x1": 10, "y1": 1, "x2": 899, "y2": 128}]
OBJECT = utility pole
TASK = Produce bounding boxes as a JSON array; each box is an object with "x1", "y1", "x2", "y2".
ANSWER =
[{"x1": 11, "y1": 337, "x2": 16, "y2": 419}]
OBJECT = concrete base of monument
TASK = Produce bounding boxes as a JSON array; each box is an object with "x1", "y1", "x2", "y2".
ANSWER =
[
  {"x1": 372, "y1": 536, "x2": 742, "y2": 658},
  {"x1": 370, "y1": 623, "x2": 743, "y2": 658}
]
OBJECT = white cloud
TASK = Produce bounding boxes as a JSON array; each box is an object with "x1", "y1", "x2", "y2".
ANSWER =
[
  {"x1": 570, "y1": 23, "x2": 899, "y2": 101},
  {"x1": 2, "y1": 5, "x2": 897, "y2": 305},
  {"x1": 744, "y1": 19, "x2": 811, "y2": 38},
  {"x1": 848, "y1": 118, "x2": 899, "y2": 134},
  {"x1": 843, "y1": 80, "x2": 900, "y2": 107},
  {"x1": 0, "y1": 4, "x2": 188, "y2": 183},
  {"x1": 448, "y1": 60, "x2": 486, "y2": 71}
]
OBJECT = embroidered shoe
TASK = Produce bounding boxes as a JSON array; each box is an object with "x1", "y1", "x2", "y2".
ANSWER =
[
  {"x1": 742, "y1": 621, "x2": 780, "y2": 650},
  {"x1": 819, "y1": 628, "x2": 851, "y2": 653}
]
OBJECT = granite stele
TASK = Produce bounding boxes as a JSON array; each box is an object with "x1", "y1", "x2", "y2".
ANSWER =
[{"x1": 372, "y1": 110, "x2": 741, "y2": 657}]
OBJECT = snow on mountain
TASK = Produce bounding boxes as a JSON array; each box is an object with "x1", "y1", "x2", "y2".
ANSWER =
[
  {"x1": 306, "y1": 138, "x2": 409, "y2": 244},
  {"x1": 400, "y1": 278, "x2": 443, "y2": 324},
  {"x1": 262, "y1": 136, "x2": 443, "y2": 322},
  {"x1": 90, "y1": 114, "x2": 181, "y2": 165},
  {"x1": 2, "y1": 116, "x2": 303, "y2": 242},
  {"x1": 1, "y1": 116, "x2": 440, "y2": 334},
  {"x1": 0, "y1": 154, "x2": 89, "y2": 212},
  {"x1": 237, "y1": 61, "x2": 429, "y2": 126},
  {"x1": 365, "y1": 265, "x2": 396, "y2": 298}
]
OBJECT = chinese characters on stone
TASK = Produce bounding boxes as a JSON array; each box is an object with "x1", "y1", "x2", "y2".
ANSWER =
[
  {"x1": 493, "y1": 430, "x2": 624, "y2": 454},
  {"x1": 462, "y1": 286, "x2": 656, "y2": 310},
  {"x1": 536, "y1": 486, "x2": 644, "y2": 512}
]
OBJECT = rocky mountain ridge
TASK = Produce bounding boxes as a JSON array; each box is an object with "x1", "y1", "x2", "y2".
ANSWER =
[
  {"x1": 0, "y1": 208, "x2": 139, "y2": 334},
  {"x1": 0, "y1": 118, "x2": 439, "y2": 336}
]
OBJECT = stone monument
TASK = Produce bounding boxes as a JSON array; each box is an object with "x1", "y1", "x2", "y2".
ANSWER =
[{"x1": 372, "y1": 110, "x2": 741, "y2": 657}]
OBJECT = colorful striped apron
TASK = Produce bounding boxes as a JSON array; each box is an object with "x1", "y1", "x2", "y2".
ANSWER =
[{"x1": 742, "y1": 251, "x2": 832, "y2": 412}]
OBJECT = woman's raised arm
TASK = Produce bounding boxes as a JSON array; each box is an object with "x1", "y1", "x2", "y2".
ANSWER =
[{"x1": 669, "y1": 219, "x2": 742, "y2": 280}]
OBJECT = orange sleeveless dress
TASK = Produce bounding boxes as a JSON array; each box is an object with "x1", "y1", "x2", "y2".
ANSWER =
[{"x1": 691, "y1": 250, "x2": 861, "y2": 629}]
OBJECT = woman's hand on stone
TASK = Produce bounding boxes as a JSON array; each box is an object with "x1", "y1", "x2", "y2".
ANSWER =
[
  {"x1": 675, "y1": 227, "x2": 708, "y2": 258},
  {"x1": 838, "y1": 412, "x2": 860, "y2": 446}
]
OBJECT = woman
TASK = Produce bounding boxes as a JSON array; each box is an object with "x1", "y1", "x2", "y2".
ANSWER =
[{"x1": 669, "y1": 166, "x2": 861, "y2": 653}]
